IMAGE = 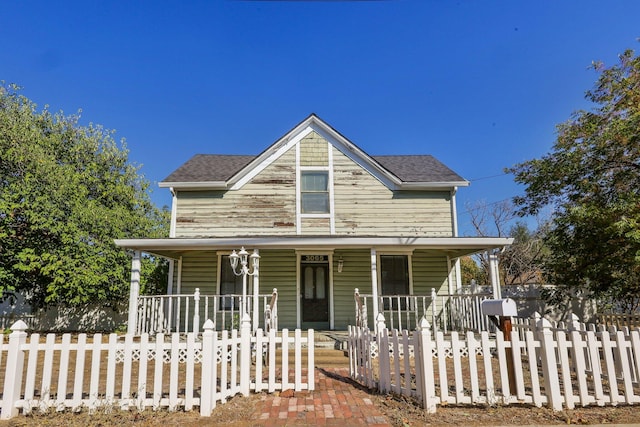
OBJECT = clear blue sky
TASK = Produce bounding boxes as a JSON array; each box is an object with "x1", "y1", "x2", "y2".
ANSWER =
[{"x1": 2, "y1": 1, "x2": 639, "y2": 235}]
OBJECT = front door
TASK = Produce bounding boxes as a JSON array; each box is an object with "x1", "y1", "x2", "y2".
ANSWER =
[{"x1": 301, "y1": 255, "x2": 330, "y2": 329}]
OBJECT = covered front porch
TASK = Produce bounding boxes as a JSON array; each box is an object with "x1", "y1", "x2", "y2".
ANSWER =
[{"x1": 115, "y1": 236, "x2": 513, "y2": 334}]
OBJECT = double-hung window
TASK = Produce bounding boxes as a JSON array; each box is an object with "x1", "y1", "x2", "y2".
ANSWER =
[
  {"x1": 380, "y1": 255, "x2": 411, "y2": 310},
  {"x1": 301, "y1": 171, "x2": 329, "y2": 214},
  {"x1": 219, "y1": 255, "x2": 242, "y2": 310}
]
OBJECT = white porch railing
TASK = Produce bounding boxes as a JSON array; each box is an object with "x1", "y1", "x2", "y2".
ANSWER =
[
  {"x1": 354, "y1": 288, "x2": 493, "y2": 333},
  {"x1": 136, "y1": 288, "x2": 278, "y2": 335}
]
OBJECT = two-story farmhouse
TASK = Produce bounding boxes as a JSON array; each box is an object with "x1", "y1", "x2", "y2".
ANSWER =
[{"x1": 116, "y1": 114, "x2": 511, "y2": 332}]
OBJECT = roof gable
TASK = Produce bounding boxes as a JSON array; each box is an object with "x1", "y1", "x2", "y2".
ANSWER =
[{"x1": 160, "y1": 114, "x2": 468, "y2": 190}]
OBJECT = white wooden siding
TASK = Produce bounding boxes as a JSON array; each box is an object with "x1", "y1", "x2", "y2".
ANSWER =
[
  {"x1": 412, "y1": 250, "x2": 450, "y2": 297},
  {"x1": 170, "y1": 249, "x2": 453, "y2": 331},
  {"x1": 300, "y1": 217, "x2": 331, "y2": 235},
  {"x1": 178, "y1": 252, "x2": 217, "y2": 295},
  {"x1": 173, "y1": 133, "x2": 454, "y2": 237},
  {"x1": 332, "y1": 147, "x2": 453, "y2": 236},
  {"x1": 174, "y1": 149, "x2": 297, "y2": 238},
  {"x1": 299, "y1": 134, "x2": 329, "y2": 166},
  {"x1": 258, "y1": 250, "x2": 298, "y2": 328},
  {"x1": 332, "y1": 249, "x2": 374, "y2": 330}
]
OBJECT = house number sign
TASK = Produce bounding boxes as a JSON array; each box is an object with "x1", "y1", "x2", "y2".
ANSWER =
[{"x1": 301, "y1": 255, "x2": 328, "y2": 263}]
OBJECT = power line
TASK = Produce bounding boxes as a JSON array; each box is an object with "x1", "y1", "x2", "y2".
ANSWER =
[{"x1": 469, "y1": 172, "x2": 510, "y2": 182}]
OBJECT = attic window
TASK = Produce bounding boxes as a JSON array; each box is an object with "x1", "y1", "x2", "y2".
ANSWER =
[{"x1": 301, "y1": 171, "x2": 329, "y2": 214}]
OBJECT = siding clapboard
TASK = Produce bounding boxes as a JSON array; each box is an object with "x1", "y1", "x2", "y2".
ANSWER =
[
  {"x1": 173, "y1": 133, "x2": 455, "y2": 237},
  {"x1": 411, "y1": 250, "x2": 450, "y2": 297},
  {"x1": 174, "y1": 149, "x2": 297, "y2": 238},
  {"x1": 300, "y1": 135, "x2": 328, "y2": 166},
  {"x1": 170, "y1": 250, "x2": 453, "y2": 330},
  {"x1": 332, "y1": 249, "x2": 375, "y2": 330},
  {"x1": 258, "y1": 250, "x2": 298, "y2": 328},
  {"x1": 332, "y1": 146, "x2": 453, "y2": 236}
]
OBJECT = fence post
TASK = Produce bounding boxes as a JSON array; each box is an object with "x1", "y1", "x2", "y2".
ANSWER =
[
  {"x1": 375, "y1": 312, "x2": 386, "y2": 335},
  {"x1": 193, "y1": 288, "x2": 201, "y2": 335},
  {"x1": 568, "y1": 313, "x2": 580, "y2": 331},
  {"x1": 200, "y1": 319, "x2": 215, "y2": 416},
  {"x1": 536, "y1": 317, "x2": 563, "y2": 411},
  {"x1": 378, "y1": 326, "x2": 390, "y2": 393},
  {"x1": 1, "y1": 320, "x2": 28, "y2": 419},
  {"x1": 240, "y1": 312, "x2": 251, "y2": 396},
  {"x1": 416, "y1": 316, "x2": 437, "y2": 413},
  {"x1": 430, "y1": 288, "x2": 438, "y2": 332}
]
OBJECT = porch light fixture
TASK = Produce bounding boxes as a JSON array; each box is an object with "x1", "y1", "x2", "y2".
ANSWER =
[
  {"x1": 229, "y1": 247, "x2": 260, "y2": 316},
  {"x1": 337, "y1": 257, "x2": 344, "y2": 273}
]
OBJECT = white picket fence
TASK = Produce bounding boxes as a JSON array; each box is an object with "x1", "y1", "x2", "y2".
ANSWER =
[
  {"x1": 348, "y1": 315, "x2": 640, "y2": 413},
  {"x1": 0, "y1": 316, "x2": 314, "y2": 419}
]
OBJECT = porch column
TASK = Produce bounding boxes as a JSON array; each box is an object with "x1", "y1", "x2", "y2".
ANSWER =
[
  {"x1": 370, "y1": 248, "x2": 379, "y2": 331},
  {"x1": 252, "y1": 250, "x2": 260, "y2": 333},
  {"x1": 446, "y1": 257, "x2": 454, "y2": 294},
  {"x1": 488, "y1": 250, "x2": 502, "y2": 299},
  {"x1": 166, "y1": 259, "x2": 174, "y2": 295},
  {"x1": 127, "y1": 250, "x2": 141, "y2": 335}
]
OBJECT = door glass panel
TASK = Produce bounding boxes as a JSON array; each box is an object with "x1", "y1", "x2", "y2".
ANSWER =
[
  {"x1": 304, "y1": 266, "x2": 314, "y2": 299},
  {"x1": 301, "y1": 261, "x2": 330, "y2": 325},
  {"x1": 316, "y1": 268, "x2": 325, "y2": 299}
]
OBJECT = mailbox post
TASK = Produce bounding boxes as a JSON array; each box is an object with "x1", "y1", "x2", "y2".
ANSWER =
[{"x1": 481, "y1": 298, "x2": 518, "y2": 393}]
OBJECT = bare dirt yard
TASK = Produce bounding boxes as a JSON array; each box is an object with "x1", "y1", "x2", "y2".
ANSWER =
[{"x1": 1, "y1": 391, "x2": 639, "y2": 426}]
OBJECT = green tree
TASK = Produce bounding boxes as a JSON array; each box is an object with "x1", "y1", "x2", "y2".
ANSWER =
[
  {"x1": 508, "y1": 48, "x2": 640, "y2": 312},
  {"x1": 459, "y1": 256, "x2": 486, "y2": 287},
  {"x1": 465, "y1": 200, "x2": 546, "y2": 288},
  {"x1": 0, "y1": 83, "x2": 169, "y2": 309},
  {"x1": 500, "y1": 221, "x2": 547, "y2": 287}
]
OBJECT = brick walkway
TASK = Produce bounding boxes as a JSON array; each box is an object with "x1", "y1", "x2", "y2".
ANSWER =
[{"x1": 255, "y1": 367, "x2": 391, "y2": 426}]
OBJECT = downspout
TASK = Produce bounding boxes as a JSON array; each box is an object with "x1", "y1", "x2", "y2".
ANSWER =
[
  {"x1": 451, "y1": 187, "x2": 459, "y2": 237},
  {"x1": 451, "y1": 186, "x2": 462, "y2": 290},
  {"x1": 169, "y1": 187, "x2": 177, "y2": 238},
  {"x1": 489, "y1": 250, "x2": 502, "y2": 299}
]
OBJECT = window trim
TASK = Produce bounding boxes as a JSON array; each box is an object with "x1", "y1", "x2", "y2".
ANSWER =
[
  {"x1": 376, "y1": 251, "x2": 414, "y2": 297},
  {"x1": 300, "y1": 170, "x2": 330, "y2": 214},
  {"x1": 295, "y1": 143, "x2": 336, "y2": 234}
]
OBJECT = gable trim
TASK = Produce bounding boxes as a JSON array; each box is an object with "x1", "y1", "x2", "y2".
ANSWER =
[
  {"x1": 160, "y1": 114, "x2": 469, "y2": 191},
  {"x1": 225, "y1": 114, "x2": 468, "y2": 192},
  {"x1": 296, "y1": 138, "x2": 336, "y2": 235}
]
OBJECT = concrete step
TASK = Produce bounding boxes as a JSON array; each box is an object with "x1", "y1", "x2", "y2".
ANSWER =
[
  {"x1": 271, "y1": 348, "x2": 349, "y2": 368},
  {"x1": 314, "y1": 331, "x2": 349, "y2": 350}
]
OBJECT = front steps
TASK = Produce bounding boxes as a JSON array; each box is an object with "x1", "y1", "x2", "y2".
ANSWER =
[
  {"x1": 269, "y1": 330, "x2": 350, "y2": 368},
  {"x1": 312, "y1": 331, "x2": 349, "y2": 368}
]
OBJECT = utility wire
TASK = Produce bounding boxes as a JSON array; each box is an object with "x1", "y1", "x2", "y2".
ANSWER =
[{"x1": 468, "y1": 172, "x2": 509, "y2": 182}]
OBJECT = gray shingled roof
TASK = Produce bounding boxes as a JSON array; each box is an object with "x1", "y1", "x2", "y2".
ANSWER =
[
  {"x1": 162, "y1": 154, "x2": 255, "y2": 183},
  {"x1": 372, "y1": 155, "x2": 464, "y2": 182},
  {"x1": 162, "y1": 153, "x2": 465, "y2": 184}
]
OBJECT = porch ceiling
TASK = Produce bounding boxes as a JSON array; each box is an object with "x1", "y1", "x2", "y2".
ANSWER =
[{"x1": 114, "y1": 236, "x2": 513, "y2": 259}]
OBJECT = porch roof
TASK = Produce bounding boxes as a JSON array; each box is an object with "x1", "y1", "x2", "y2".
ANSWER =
[{"x1": 114, "y1": 236, "x2": 513, "y2": 259}]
